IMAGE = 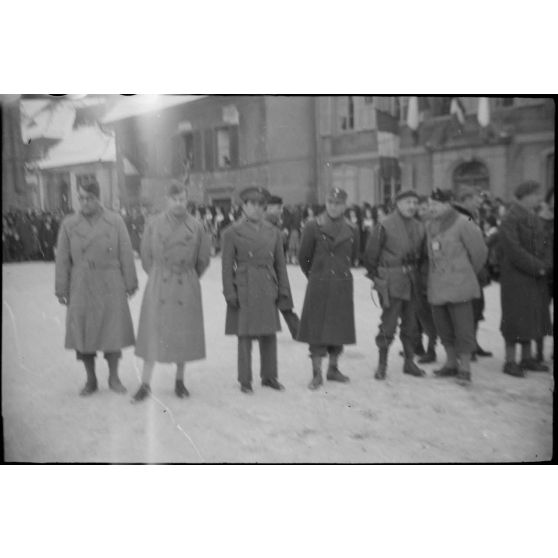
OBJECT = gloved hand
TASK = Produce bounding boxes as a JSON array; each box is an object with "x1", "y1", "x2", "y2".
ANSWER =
[
  {"x1": 226, "y1": 296, "x2": 239, "y2": 309},
  {"x1": 276, "y1": 294, "x2": 292, "y2": 311},
  {"x1": 57, "y1": 296, "x2": 68, "y2": 306},
  {"x1": 127, "y1": 287, "x2": 138, "y2": 298}
]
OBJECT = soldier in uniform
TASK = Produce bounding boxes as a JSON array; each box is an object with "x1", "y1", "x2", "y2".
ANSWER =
[
  {"x1": 426, "y1": 189, "x2": 488, "y2": 385},
  {"x1": 297, "y1": 187, "x2": 360, "y2": 390},
  {"x1": 265, "y1": 194, "x2": 301, "y2": 339},
  {"x1": 363, "y1": 190, "x2": 427, "y2": 380},
  {"x1": 132, "y1": 181, "x2": 211, "y2": 402},
  {"x1": 222, "y1": 186, "x2": 294, "y2": 394},
  {"x1": 55, "y1": 181, "x2": 138, "y2": 396}
]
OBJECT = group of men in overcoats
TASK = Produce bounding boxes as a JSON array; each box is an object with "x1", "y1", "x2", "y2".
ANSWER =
[{"x1": 55, "y1": 177, "x2": 552, "y2": 400}]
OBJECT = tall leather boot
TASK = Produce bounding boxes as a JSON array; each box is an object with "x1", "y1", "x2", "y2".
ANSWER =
[
  {"x1": 374, "y1": 348, "x2": 388, "y2": 380},
  {"x1": 402, "y1": 343, "x2": 426, "y2": 377},
  {"x1": 309, "y1": 356, "x2": 323, "y2": 390}
]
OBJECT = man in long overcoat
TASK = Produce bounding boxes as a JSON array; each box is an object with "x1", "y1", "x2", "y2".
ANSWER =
[
  {"x1": 499, "y1": 180, "x2": 551, "y2": 377},
  {"x1": 297, "y1": 187, "x2": 360, "y2": 390},
  {"x1": 55, "y1": 181, "x2": 138, "y2": 396},
  {"x1": 222, "y1": 187, "x2": 294, "y2": 393},
  {"x1": 363, "y1": 190, "x2": 427, "y2": 380}
]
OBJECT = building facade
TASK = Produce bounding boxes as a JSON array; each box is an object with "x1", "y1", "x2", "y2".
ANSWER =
[
  {"x1": 316, "y1": 96, "x2": 555, "y2": 205},
  {"x1": 104, "y1": 95, "x2": 317, "y2": 211}
]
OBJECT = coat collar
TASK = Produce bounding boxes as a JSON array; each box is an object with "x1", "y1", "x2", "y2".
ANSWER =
[
  {"x1": 431, "y1": 207, "x2": 460, "y2": 235},
  {"x1": 317, "y1": 213, "x2": 353, "y2": 246}
]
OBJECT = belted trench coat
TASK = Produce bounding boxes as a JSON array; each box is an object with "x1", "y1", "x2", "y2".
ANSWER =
[
  {"x1": 135, "y1": 211, "x2": 211, "y2": 363},
  {"x1": 55, "y1": 208, "x2": 138, "y2": 353},
  {"x1": 221, "y1": 217, "x2": 293, "y2": 337}
]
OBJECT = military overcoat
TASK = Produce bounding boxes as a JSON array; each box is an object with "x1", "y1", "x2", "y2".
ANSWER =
[
  {"x1": 222, "y1": 217, "x2": 293, "y2": 336},
  {"x1": 297, "y1": 213, "x2": 359, "y2": 346},
  {"x1": 55, "y1": 208, "x2": 138, "y2": 353},
  {"x1": 498, "y1": 202, "x2": 552, "y2": 341},
  {"x1": 135, "y1": 211, "x2": 211, "y2": 363}
]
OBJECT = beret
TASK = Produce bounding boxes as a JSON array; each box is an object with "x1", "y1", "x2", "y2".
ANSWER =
[
  {"x1": 395, "y1": 189, "x2": 419, "y2": 202},
  {"x1": 79, "y1": 180, "x2": 100, "y2": 199},
  {"x1": 267, "y1": 195, "x2": 283, "y2": 205},
  {"x1": 514, "y1": 180, "x2": 541, "y2": 200},
  {"x1": 430, "y1": 188, "x2": 454, "y2": 203},
  {"x1": 326, "y1": 187, "x2": 348, "y2": 202},
  {"x1": 239, "y1": 186, "x2": 270, "y2": 203}
]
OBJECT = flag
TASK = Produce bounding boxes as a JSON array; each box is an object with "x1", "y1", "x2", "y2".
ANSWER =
[
  {"x1": 374, "y1": 96, "x2": 400, "y2": 183},
  {"x1": 407, "y1": 96, "x2": 430, "y2": 144},
  {"x1": 478, "y1": 97, "x2": 490, "y2": 127}
]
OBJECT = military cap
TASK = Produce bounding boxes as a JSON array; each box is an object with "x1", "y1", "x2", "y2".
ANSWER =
[
  {"x1": 79, "y1": 180, "x2": 100, "y2": 199},
  {"x1": 456, "y1": 185, "x2": 479, "y2": 202},
  {"x1": 395, "y1": 189, "x2": 419, "y2": 202},
  {"x1": 239, "y1": 186, "x2": 270, "y2": 204},
  {"x1": 326, "y1": 187, "x2": 348, "y2": 202},
  {"x1": 430, "y1": 188, "x2": 454, "y2": 203},
  {"x1": 514, "y1": 180, "x2": 541, "y2": 200},
  {"x1": 268, "y1": 195, "x2": 283, "y2": 205}
]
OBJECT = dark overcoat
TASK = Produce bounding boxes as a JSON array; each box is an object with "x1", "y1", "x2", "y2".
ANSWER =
[
  {"x1": 55, "y1": 208, "x2": 138, "y2": 353},
  {"x1": 297, "y1": 213, "x2": 359, "y2": 346},
  {"x1": 222, "y1": 217, "x2": 293, "y2": 336},
  {"x1": 135, "y1": 211, "x2": 211, "y2": 363},
  {"x1": 499, "y1": 202, "x2": 552, "y2": 341}
]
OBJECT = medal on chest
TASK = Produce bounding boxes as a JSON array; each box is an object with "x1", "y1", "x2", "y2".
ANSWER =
[{"x1": 431, "y1": 240, "x2": 441, "y2": 252}]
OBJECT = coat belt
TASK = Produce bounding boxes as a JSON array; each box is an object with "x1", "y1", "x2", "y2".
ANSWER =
[{"x1": 80, "y1": 260, "x2": 121, "y2": 270}]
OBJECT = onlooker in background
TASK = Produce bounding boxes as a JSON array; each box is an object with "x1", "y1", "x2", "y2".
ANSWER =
[
  {"x1": 39, "y1": 213, "x2": 58, "y2": 261},
  {"x1": 498, "y1": 180, "x2": 551, "y2": 377},
  {"x1": 286, "y1": 206, "x2": 302, "y2": 265},
  {"x1": 426, "y1": 189, "x2": 488, "y2": 386},
  {"x1": 534, "y1": 187, "x2": 554, "y2": 363}
]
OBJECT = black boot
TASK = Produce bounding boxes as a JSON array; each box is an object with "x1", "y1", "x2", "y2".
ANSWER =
[
  {"x1": 131, "y1": 383, "x2": 151, "y2": 403},
  {"x1": 80, "y1": 355, "x2": 98, "y2": 397},
  {"x1": 414, "y1": 340, "x2": 426, "y2": 357},
  {"x1": 418, "y1": 339, "x2": 437, "y2": 364},
  {"x1": 375, "y1": 348, "x2": 388, "y2": 380},
  {"x1": 175, "y1": 380, "x2": 190, "y2": 398},
  {"x1": 309, "y1": 357, "x2": 323, "y2": 390},
  {"x1": 402, "y1": 343, "x2": 426, "y2": 377},
  {"x1": 502, "y1": 362, "x2": 524, "y2": 378}
]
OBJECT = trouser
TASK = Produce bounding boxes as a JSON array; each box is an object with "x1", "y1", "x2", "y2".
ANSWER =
[
  {"x1": 375, "y1": 297, "x2": 418, "y2": 350},
  {"x1": 415, "y1": 291, "x2": 438, "y2": 342},
  {"x1": 431, "y1": 301, "x2": 475, "y2": 355},
  {"x1": 75, "y1": 350, "x2": 122, "y2": 361},
  {"x1": 472, "y1": 290, "x2": 485, "y2": 324},
  {"x1": 308, "y1": 345, "x2": 343, "y2": 358},
  {"x1": 237, "y1": 335, "x2": 277, "y2": 385}
]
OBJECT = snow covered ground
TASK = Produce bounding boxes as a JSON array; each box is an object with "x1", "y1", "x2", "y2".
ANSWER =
[{"x1": 2, "y1": 258, "x2": 553, "y2": 462}]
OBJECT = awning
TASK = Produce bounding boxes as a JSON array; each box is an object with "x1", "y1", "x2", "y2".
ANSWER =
[{"x1": 102, "y1": 95, "x2": 206, "y2": 124}]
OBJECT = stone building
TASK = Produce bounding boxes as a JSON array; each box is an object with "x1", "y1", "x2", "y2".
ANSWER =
[
  {"x1": 316, "y1": 96, "x2": 555, "y2": 205},
  {"x1": 103, "y1": 95, "x2": 317, "y2": 211}
]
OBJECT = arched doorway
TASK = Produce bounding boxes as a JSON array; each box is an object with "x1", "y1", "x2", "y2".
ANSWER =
[{"x1": 452, "y1": 160, "x2": 490, "y2": 192}]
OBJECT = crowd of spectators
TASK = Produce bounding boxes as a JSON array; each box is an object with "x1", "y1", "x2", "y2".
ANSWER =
[{"x1": 1, "y1": 191, "x2": 512, "y2": 271}]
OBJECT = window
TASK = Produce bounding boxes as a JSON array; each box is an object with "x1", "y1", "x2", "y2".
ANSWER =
[
  {"x1": 216, "y1": 128, "x2": 232, "y2": 168},
  {"x1": 183, "y1": 133, "x2": 194, "y2": 169},
  {"x1": 338, "y1": 96, "x2": 355, "y2": 131},
  {"x1": 494, "y1": 97, "x2": 514, "y2": 108},
  {"x1": 453, "y1": 160, "x2": 490, "y2": 191},
  {"x1": 76, "y1": 173, "x2": 96, "y2": 188}
]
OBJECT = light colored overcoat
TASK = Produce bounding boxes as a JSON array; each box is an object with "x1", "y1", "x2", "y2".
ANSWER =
[
  {"x1": 135, "y1": 211, "x2": 210, "y2": 363},
  {"x1": 55, "y1": 208, "x2": 138, "y2": 353}
]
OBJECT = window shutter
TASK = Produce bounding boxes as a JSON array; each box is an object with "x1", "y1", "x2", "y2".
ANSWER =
[
  {"x1": 229, "y1": 126, "x2": 239, "y2": 166},
  {"x1": 193, "y1": 130, "x2": 203, "y2": 171},
  {"x1": 204, "y1": 129, "x2": 214, "y2": 171}
]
